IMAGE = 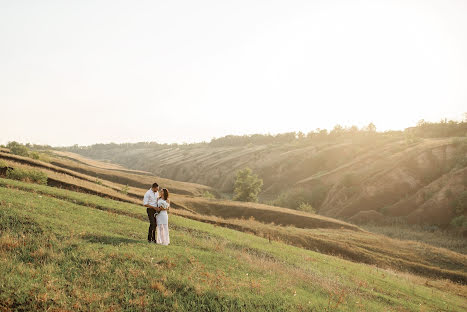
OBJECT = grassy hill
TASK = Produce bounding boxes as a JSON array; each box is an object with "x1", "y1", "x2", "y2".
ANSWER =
[
  {"x1": 63, "y1": 133, "x2": 467, "y2": 229},
  {"x1": 1, "y1": 178, "x2": 466, "y2": 311},
  {"x1": 1, "y1": 150, "x2": 466, "y2": 284}
]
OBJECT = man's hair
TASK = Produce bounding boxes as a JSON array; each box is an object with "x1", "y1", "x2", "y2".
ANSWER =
[{"x1": 152, "y1": 182, "x2": 159, "y2": 188}]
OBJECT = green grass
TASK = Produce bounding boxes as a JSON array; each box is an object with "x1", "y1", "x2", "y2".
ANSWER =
[
  {"x1": 1, "y1": 179, "x2": 466, "y2": 311},
  {"x1": 5, "y1": 167, "x2": 48, "y2": 185},
  {"x1": 2, "y1": 177, "x2": 466, "y2": 284}
]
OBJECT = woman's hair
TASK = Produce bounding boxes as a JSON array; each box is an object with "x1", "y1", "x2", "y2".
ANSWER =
[{"x1": 162, "y1": 188, "x2": 169, "y2": 200}]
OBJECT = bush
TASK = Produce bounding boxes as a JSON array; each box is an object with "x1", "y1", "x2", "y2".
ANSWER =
[
  {"x1": 233, "y1": 168, "x2": 263, "y2": 202},
  {"x1": 452, "y1": 191, "x2": 467, "y2": 215},
  {"x1": 120, "y1": 184, "x2": 129, "y2": 195},
  {"x1": 0, "y1": 160, "x2": 7, "y2": 168},
  {"x1": 7, "y1": 142, "x2": 29, "y2": 157},
  {"x1": 6, "y1": 141, "x2": 27, "y2": 156},
  {"x1": 30, "y1": 152, "x2": 40, "y2": 160},
  {"x1": 6, "y1": 168, "x2": 47, "y2": 185},
  {"x1": 297, "y1": 202, "x2": 315, "y2": 214},
  {"x1": 450, "y1": 216, "x2": 467, "y2": 228},
  {"x1": 271, "y1": 184, "x2": 329, "y2": 211},
  {"x1": 272, "y1": 188, "x2": 310, "y2": 209},
  {"x1": 202, "y1": 191, "x2": 216, "y2": 200}
]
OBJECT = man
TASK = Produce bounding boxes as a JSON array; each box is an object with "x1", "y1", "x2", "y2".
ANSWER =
[{"x1": 143, "y1": 182, "x2": 160, "y2": 243}]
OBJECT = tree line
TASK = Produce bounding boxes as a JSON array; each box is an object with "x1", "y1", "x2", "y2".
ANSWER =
[{"x1": 4, "y1": 117, "x2": 465, "y2": 152}]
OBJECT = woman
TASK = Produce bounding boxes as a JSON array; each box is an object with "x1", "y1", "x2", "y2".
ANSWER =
[{"x1": 155, "y1": 188, "x2": 170, "y2": 245}]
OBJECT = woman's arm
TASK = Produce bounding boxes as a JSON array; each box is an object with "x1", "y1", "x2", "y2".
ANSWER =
[{"x1": 158, "y1": 200, "x2": 169, "y2": 210}]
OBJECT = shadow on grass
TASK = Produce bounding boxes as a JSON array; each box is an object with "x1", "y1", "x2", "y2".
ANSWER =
[{"x1": 81, "y1": 233, "x2": 142, "y2": 245}]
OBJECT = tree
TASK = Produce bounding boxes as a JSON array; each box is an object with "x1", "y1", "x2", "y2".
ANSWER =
[
  {"x1": 348, "y1": 125, "x2": 359, "y2": 134},
  {"x1": 7, "y1": 141, "x2": 29, "y2": 157},
  {"x1": 330, "y1": 124, "x2": 344, "y2": 137},
  {"x1": 364, "y1": 122, "x2": 376, "y2": 133},
  {"x1": 297, "y1": 131, "x2": 305, "y2": 140},
  {"x1": 233, "y1": 168, "x2": 263, "y2": 202}
]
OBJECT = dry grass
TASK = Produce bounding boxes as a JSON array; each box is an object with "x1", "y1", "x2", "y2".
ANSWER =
[
  {"x1": 174, "y1": 195, "x2": 360, "y2": 230},
  {"x1": 362, "y1": 224, "x2": 467, "y2": 254},
  {"x1": 0, "y1": 232, "x2": 21, "y2": 251},
  {"x1": 172, "y1": 209, "x2": 467, "y2": 283},
  {"x1": 0, "y1": 151, "x2": 213, "y2": 197},
  {"x1": 50, "y1": 150, "x2": 214, "y2": 196},
  {"x1": 68, "y1": 137, "x2": 466, "y2": 227},
  {"x1": 1, "y1": 158, "x2": 136, "y2": 201},
  {"x1": 2, "y1": 152, "x2": 466, "y2": 284}
]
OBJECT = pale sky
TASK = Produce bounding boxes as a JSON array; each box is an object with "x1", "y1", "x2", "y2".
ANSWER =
[{"x1": 1, "y1": 0, "x2": 466, "y2": 146}]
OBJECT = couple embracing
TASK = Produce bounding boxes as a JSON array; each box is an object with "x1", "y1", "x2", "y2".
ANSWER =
[{"x1": 143, "y1": 183, "x2": 170, "y2": 245}]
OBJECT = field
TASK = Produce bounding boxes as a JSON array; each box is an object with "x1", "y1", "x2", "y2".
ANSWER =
[
  {"x1": 1, "y1": 178, "x2": 466, "y2": 311},
  {"x1": 1, "y1": 151, "x2": 466, "y2": 285}
]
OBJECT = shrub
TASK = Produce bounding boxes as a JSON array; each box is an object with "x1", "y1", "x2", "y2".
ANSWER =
[
  {"x1": 30, "y1": 152, "x2": 40, "y2": 160},
  {"x1": 450, "y1": 216, "x2": 467, "y2": 228},
  {"x1": 271, "y1": 184, "x2": 329, "y2": 211},
  {"x1": 202, "y1": 191, "x2": 216, "y2": 200},
  {"x1": 0, "y1": 160, "x2": 7, "y2": 168},
  {"x1": 7, "y1": 142, "x2": 29, "y2": 157},
  {"x1": 297, "y1": 202, "x2": 315, "y2": 214},
  {"x1": 233, "y1": 168, "x2": 263, "y2": 202},
  {"x1": 452, "y1": 191, "x2": 467, "y2": 215},
  {"x1": 6, "y1": 168, "x2": 47, "y2": 185},
  {"x1": 120, "y1": 184, "x2": 129, "y2": 195},
  {"x1": 272, "y1": 188, "x2": 310, "y2": 209}
]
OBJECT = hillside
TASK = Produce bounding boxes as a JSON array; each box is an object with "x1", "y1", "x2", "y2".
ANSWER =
[
  {"x1": 63, "y1": 134, "x2": 467, "y2": 227},
  {"x1": 1, "y1": 150, "x2": 466, "y2": 284},
  {"x1": 1, "y1": 178, "x2": 466, "y2": 311}
]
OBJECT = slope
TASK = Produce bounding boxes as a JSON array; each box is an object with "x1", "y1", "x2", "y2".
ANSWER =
[
  {"x1": 1, "y1": 181, "x2": 466, "y2": 311},
  {"x1": 64, "y1": 137, "x2": 467, "y2": 227},
  {"x1": 1, "y1": 151, "x2": 466, "y2": 284}
]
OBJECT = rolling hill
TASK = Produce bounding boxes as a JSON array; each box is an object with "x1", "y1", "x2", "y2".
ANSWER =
[
  {"x1": 0, "y1": 149, "x2": 466, "y2": 286},
  {"x1": 63, "y1": 134, "x2": 467, "y2": 228}
]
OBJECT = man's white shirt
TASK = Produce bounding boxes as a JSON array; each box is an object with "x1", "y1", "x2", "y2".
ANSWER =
[{"x1": 143, "y1": 189, "x2": 159, "y2": 207}]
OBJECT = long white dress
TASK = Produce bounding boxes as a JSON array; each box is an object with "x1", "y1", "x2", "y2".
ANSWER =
[{"x1": 156, "y1": 199, "x2": 170, "y2": 245}]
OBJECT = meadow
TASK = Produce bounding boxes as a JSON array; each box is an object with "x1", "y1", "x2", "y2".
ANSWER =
[
  {"x1": 1, "y1": 178, "x2": 466, "y2": 311},
  {"x1": 1, "y1": 152, "x2": 466, "y2": 285}
]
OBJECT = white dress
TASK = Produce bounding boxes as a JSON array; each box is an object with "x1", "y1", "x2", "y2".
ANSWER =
[{"x1": 156, "y1": 199, "x2": 170, "y2": 245}]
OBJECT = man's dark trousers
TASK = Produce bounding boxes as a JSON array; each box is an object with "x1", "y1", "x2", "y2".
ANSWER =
[{"x1": 147, "y1": 207, "x2": 157, "y2": 242}]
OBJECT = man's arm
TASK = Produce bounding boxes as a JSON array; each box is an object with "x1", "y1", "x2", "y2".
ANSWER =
[{"x1": 144, "y1": 204, "x2": 159, "y2": 210}]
